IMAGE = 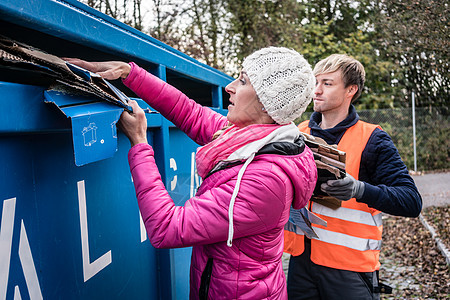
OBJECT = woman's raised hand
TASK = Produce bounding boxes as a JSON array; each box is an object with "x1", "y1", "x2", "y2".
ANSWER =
[
  {"x1": 118, "y1": 100, "x2": 148, "y2": 147},
  {"x1": 63, "y1": 58, "x2": 131, "y2": 80}
]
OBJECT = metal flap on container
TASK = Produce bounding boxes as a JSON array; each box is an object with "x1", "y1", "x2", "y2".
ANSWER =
[{"x1": 44, "y1": 90, "x2": 123, "y2": 166}]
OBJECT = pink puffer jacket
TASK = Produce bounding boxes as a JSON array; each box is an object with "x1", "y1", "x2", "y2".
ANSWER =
[{"x1": 124, "y1": 63, "x2": 317, "y2": 299}]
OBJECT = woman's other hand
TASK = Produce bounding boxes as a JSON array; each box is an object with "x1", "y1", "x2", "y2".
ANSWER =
[
  {"x1": 118, "y1": 100, "x2": 148, "y2": 147},
  {"x1": 63, "y1": 58, "x2": 131, "y2": 80}
]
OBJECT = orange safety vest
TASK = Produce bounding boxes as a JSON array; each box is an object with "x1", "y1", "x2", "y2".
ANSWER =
[{"x1": 284, "y1": 120, "x2": 383, "y2": 272}]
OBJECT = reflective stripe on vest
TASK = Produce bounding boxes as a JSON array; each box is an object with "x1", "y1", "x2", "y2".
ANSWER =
[
  {"x1": 284, "y1": 119, "x2": 383, "y2": 272},
  {"x1": 311, "y1": 202, "x2": 382, "y2": 227},
  {"x1": 312, "y1": 227, "x2": 382, "y2": 251}
]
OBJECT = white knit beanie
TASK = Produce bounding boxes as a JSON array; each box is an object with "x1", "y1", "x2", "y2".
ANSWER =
[{"x1": 242, "y1": 47, "x2": 315, "y2": 124}]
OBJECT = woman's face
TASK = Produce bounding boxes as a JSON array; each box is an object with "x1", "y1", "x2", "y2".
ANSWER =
[{"x1": 225, "y1": 71, "x2": 269, "y2": 128}]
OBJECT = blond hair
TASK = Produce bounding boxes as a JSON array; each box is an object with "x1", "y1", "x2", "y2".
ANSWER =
[{"x1": 314, "y1": 54, "x2": 365, "y2": 102}]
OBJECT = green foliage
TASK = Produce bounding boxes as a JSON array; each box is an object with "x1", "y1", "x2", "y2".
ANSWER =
[
  {"x1": 374, "y1": 0, "x2": 449, "y2": 108},
  {"x1": 290, "y1": 1, "x2": 404, "y2": 109},
  {"x1": 81, "y1": 0, "x2": 448, "y2": 110},
  {"x1": 224, "y1": 0, "x2": 308, "y2": 73},
  {"x1": 299, "y1": 108, "x2": 450, "y2": 172},
  {"x1": 413, "y1": 110, "x2": 450, "y2": 171},
  {"x1": 359, "y1": 108, "x2": 450, "y2": 172},
  {"x1": 80, "y1": 0, "x2": 448, "y2": 171}
]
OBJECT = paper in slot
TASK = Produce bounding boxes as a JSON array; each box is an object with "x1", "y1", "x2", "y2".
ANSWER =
[{"x1": 0, "y1": 34, "x2": 131, "y2": 111}]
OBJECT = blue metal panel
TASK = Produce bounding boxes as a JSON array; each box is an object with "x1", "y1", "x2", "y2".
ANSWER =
[
  {"x1": 0, "y1": 82, "x2": 70, "y2": 133},
  {"x1": 0, "y1": 0, "x2": 234, "y2": 299},
  {"x1": 0, "y1": 132, "x2": 158, "y2": 299},
  {"x1": 44, "y1": 91, "x2": 123, "y2": 166},
  {"x1": 212, "y1": 85, "x2": 223, "y2": 109},
  {"x1": 167, "y1": 128, "x2": 203, "y2": 298},
  {"x1": 0, "y1": 0, "x2": 233, "y2": 87}
]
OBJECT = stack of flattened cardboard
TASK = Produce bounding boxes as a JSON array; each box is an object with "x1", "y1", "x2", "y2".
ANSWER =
[
  {"x1": 302, "y1": 132, "x2": 346, "y2": 208},
  {"x1": 0, "y1": 35, "x2": 131, "y2": 111}
]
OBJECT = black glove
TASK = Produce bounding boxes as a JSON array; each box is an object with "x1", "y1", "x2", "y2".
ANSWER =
[{"x1": 320, "y1": 173, "x2": 365, "y2": 201}]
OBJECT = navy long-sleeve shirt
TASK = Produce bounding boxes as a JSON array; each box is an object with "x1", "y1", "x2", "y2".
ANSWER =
[{"x1": 307, "y1": 105, "x2": 422, "y2": 217}]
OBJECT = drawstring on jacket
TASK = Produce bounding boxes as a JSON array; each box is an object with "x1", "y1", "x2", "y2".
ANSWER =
[
  {"x1": 227, "y1": 153, "x2": 255, "y2": 247},
  {"x1": 197, "y1": 123, "x2": 299, "y2": 247},
  {"x1": 224, "y1": 123, "x2": 300, "y2": 247}
]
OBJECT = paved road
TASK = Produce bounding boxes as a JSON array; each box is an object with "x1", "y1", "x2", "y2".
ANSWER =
[{"x1": 411, "y1": 172, "x2": 450, "y2": 208}]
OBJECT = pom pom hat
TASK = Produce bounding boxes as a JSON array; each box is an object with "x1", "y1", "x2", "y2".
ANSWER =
[{"x1": 242, "y1": 47, "x2": 315, "y2": 124}]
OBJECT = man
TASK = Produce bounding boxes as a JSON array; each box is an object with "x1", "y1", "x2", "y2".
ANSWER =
[{"x1": 284, "y1": 54, "x2": 422, "y2": 299}]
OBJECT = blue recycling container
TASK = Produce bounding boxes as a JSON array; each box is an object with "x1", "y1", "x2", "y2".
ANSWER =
[{"x1": 0, "y1": 1, "x2": 232, "y2": 299}]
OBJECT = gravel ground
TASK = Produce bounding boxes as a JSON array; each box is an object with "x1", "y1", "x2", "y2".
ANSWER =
[{"x1": 380, "y1": 205, "x2": 450, "y2": 299}]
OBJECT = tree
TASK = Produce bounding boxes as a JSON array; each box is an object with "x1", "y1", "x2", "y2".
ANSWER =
[
  {"x1": 374, "y1": 0, "x2": 449, "y2": 109},
  {"x1": 81, "y1": 0, "x2": 145, "y2": 30},
  {"x1": 225, "y1": 0, "x2": 307, "y2": 67},
  {"x1": 292, "y1": 0, "x2": 403, "y2": 109},
  {"x1": 147, "y1": 0, "x2": 186, "y2": 48},
  {"x1": 178, "y1": 0, "x2": 226, "y2": 69},
  {"x1": 79, "y1": 0, "x2": 447, "y2": 111}
]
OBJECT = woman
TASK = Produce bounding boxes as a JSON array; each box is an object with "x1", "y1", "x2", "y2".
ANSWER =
[{"x1": 67, "y1": 47, "x2": 317, "y2": 299}]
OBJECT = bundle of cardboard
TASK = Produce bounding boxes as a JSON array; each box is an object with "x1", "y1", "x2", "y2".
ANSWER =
[
  {"x1": 302, "y1": 132, "x2": 346, "y2": 208},
  {"x1": 0, "y1": 35, "x2": 131, "y2": 111}
]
